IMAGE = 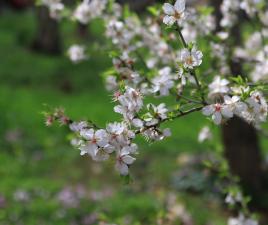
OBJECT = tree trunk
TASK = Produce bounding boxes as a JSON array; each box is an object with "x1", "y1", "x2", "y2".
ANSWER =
[
  {"x1": 222, "y1": 118, "x2": 262, "y2": 192},
  {"x1": 32, "y1": 6, "x2": 61, "y2": 55}
]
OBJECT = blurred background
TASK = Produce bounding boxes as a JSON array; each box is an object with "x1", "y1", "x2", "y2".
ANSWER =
[{"x1": 0, "y1": 0, "x2": 267, "y2": 225}]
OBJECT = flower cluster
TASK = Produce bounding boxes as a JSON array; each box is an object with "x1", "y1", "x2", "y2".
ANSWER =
[
  {"x1": 63, "y1": 86, "x2": 171, "y2": 175},
  {"x1": 225, "y1": 191, "x2": 258, "y2": 225},
  {"x1": 70, "y1": 119, "x2": 136, "y2": 175},
  {"x1": 163, "y1": 0, "x2": 186, "y2": 26},
  {"x1": 43, "y1": 0, "x2": 268, "y2": 178},
  {"x1": 220, "y1": 0, "x2": 264, "y2": 28},
  {"x1": 73, "y1": 0, "x2": 107, "y2": 24},
  {"x1": 44, "y1": 1, "x2": 268, "y2": 223},
  {"x1": 202, "y1": 91, "x2": 267, "y2": 126},
  {"x1": 228, "y1": 214, "x2": 258, "y2": 225}
]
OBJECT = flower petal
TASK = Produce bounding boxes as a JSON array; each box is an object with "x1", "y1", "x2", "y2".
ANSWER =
[
  {"x1": 163, "y1": 3, "x2": 175, "y2": 15},
  {"x1": 122, "y1": 155, "x2": 136, "y2": 165},
  {"x1": 163, "y1": 15, "x2": 176, "y2": 26},
  {"x1": 212, "y1": 112, "x2": 222, "y2": 125},
  {"x1": 174, "y1": 0, "x2": 185, "y2": 13},
  {"x1": 116, "y1": 162, "x2": 129, "y2": 175},
  {"x1": 80, "y1": 128, "x2": 94, "y2": 140},
  {"x1": 222, "y1": 106, "x2": 233, "y2": 118},
  {"x1": 202, "y1": 105, "x2": 214, "y2": 116}
]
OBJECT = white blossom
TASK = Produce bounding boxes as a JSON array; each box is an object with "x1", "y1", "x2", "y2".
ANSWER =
[
  {"x1": 73, "y1": 0, "x2": 107, "y2": 24},
  {"x1": 152, "y1": 67, "x2": 175, "y2": 96},
  {"x1": 240, "y1": 0, "x2": 260, "y2": 17},
  {"x1": 220, "y1": 0, "x2": 240, "y2": 28},
  {"x1": 163, "y1": 0, "x2": 186, "y2": 26},
  {"x1": 143, "y1": 127, "x2": 171, "y2": 141},
  {"x1": 224, "y1": 95, "x2": 248, "y2": 116},
  {"x1": 228, "y1": 213, "x2": 258, "y2": 225},
  {"x1": 67, "y1": 45, "x2": 87, "y2": 63},
  {"x1": 198, "y1": 126, "x2": 212, "y2": 142},
  {"x1": 202, "y1": 103, "x2": 233, "y2": 125},
  {"x1": 106, "y1": 122, "x2": 135, "y2": 148},
  {"x1": 79, "y1": 129, "x2": 111, "y2": 160},
  {"x1": 144, "y1": 103, "x2": 169, "y2": 126},
  {"x1": 179, "y1": 47, "x2": 203, "y2": 69},
  {"x1": 69, "y1": 121, "x2": 88, "y2": 132},
  {"x1": 225, "y1": 192, "x2": 242, "y2": 206},
  {"x1": 105, "y1": 76, "x2": 118, "y2": 91},
  {"x1": 209, "y1": 76, "x2": 229, "y2": 96},
  {"x1": 114, "y1": 87, "x2": 143, "y2": 121},
  {"x1": 245, "y1": 91, "x2": 268, "y2": 123},
  {"x1": 115, "y1": 148, "x2": 136, "y2": 175}
]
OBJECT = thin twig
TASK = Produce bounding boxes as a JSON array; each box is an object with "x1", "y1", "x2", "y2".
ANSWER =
[
  {"x1": 177, "y1": 94, "x2": 204, "y2": 104},
  {"x1": 135, "y1": 106, "x2": 203, "y2": 135}
]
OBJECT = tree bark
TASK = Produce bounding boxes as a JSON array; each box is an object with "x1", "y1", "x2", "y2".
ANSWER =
[
  {"x1": 222, "y1": 118, "x2": 262, "y2": 192},
  {"x1": 32, "y1": 6, "x2": 61, "y2": 55}
]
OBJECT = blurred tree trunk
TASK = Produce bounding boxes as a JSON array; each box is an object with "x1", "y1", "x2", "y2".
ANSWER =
[
  {"x1": 32, "y1": 6, "x2": 61, "y2": 55},
  {"x1": 222, "y1": 118, "x2": 262, "y2": 192},
  {"x1": 209, "y1": 0, "x2": 263, "y2": 195},
  {"x1": 0, "y1": 1, "x2": 4, "y2": 12}
]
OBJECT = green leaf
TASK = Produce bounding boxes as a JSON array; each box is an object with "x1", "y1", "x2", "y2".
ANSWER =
[{"x1": 147, "y1": 6, "x2": 159, "y2": 16}]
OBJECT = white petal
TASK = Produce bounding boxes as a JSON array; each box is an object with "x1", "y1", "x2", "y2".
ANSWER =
[
  {"x1": 145, "y1": 118, "x2": 159, "y2": 126},
  {"x1": 80, "y1": 129, "x2": 94, "y2": 140},
  {"x1": 116, "y1": 162, "x2": 129, "y2": 176},
  {"x1": 122, "y1": 145, "x2": 137, "y2": 155},
  {"x1": 232, "y1": 95, "x2": 240, "y2": 102},
  {"x1": 163, "y1": 15, "x2": 176, "y2": 26},
  {"x1": 224, "y1": 95, "x2": 232, "y2": 104},
  {"x1": 89, "y1": 144, "x2": 99, "y2": 157},
  {"x1": 122, "y1": 155, "x2": 136, "y2": 165},
  {"x1": 174, "y1": 0, "x2": 185, "y2": 13},
  {"x1": 235, "y1": 102, "x2": 248, "y2": 114},
  {"x1": 202, "y1": 105, "x2": 214, "y2": 116},
  {"x1": 114, "y1": 105, "x2": 125, "y2": 114},
  {"x1": 80, "y1": 143, "x2": 98, "y2": 157},
  {"x1": 221, "y1": 79, "x2": 229, "y2": 86},
  {"x1": 212, "y1": 112, "x2": 222, "y2": 125},
  {"x1": 163, "y1": 128, "x2": 172, "y2": 137},
  {"x1": 163, "y1": 3, "x2": 175, "y2": 15},
  {"x1": 132, "y1": 118, "x2": 144, "y2": 128},
  {"x1": 121, "y1": 147, "x2": 130, "y2": 156},
  {"x1": 93, "y1": 150, "x2": 109, "y2": 161},
  {"x1": 221, "y1": 106, "x2": 234, "y2": 118},
  {"x1": 95, "y1": 129, "x2": 108, "y2": 147}
]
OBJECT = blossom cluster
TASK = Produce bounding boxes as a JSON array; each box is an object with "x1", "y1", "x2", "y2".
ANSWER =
[
  {"x1": 73, "y1": 0, "x2": 107, "y2": 25},
  {"x1": 43, "y1": 0, "x2": 268, "y2": 179},
  {"x1": 225, "y1": 191, "x2": 258, "y2": 225},
  {"x1": 220, "y1": 0, "x2": 264, "y2": 28},
  {"x1": 43, "y1": 0, "x2": 268, "y2": 223},
  {"x1": 203, "y1": 75, "x2": 267, "y2": 126},
  {"x1": 60, "y1": 86, "x2": 171, "y2": 175}
]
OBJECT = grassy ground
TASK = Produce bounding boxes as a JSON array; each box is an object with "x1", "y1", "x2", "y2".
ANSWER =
[{"x1": 0, "y1": 8, "x2": 228, "y2": 225}]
